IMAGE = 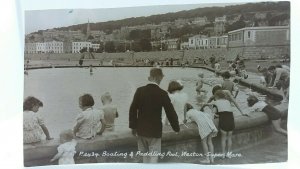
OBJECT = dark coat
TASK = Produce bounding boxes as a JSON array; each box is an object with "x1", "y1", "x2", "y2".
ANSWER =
[{"x1": 129, "y1": 84, "x2": 180, "y2": 138}]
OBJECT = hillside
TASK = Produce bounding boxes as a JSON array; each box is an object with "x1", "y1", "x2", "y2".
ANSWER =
[{"x1": 53, "y1": 1, "x2": 289, "y2": 33}]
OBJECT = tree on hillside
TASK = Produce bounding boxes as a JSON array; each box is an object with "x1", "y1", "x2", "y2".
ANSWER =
[
  {"x1": 268, "y1": 13, "x2": 289, "y2": 26},
  {"x1": 128, "y1": 29, "x2": 151, "y2": 40},
  {"x1": 105, "y1": 41, "x2": 116, "y2": 53},
  {"x1": 132, "y1": 41, "x2": 142, "y2": 52},
  {"x1": 88, "y1": 48, "x2": 94, "y2": 52},
  {"x1": 87, "y1": 35, "x2": 94, "y2": 40},
  {"x1": 80, "y1": 47, "x2": 88, "y2": 53},
  {"x1": 116, "y1": 43, "x2": 127, "y2": 53},
  {"x1": 139, "y1": 39, "x2": 152, "y2": 52},
  {"x1": 225, "y1": 20, "x2": 246, "y2": 32}
]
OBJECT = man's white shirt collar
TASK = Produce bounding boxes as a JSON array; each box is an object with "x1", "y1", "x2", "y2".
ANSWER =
[{"x1": 148, "y1": 81, "x2": 159, "y2": 86}]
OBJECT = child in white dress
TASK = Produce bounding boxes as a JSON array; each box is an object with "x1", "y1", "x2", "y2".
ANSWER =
[
  {"x1": 50, "y1": 130, "x2": 77, "y2": 165},
  {"x1": 183, "y1": 103, "x2": 218, "y2": 164},
  {"x1": 23, "y1": 96, "x2": 53, "y2": 144},
  {"x1": 73, "y1": 94, "x2": 106, "y2": 139},
  {"x1": 101, "y1": 92, "x2": 119, "y2": 131}
]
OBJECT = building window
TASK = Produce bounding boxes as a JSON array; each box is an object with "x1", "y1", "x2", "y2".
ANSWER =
[{"x1": 248, "y1": 31, "x2": 251, "y2": 38}]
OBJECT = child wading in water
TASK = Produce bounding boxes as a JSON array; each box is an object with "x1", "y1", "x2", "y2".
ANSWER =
[
  {"x1": 50, "y1": 130, "x2": 77, "y2": 165},
  {"x1": 183, "y1": 103, "x2": 218, "y2": 164},
  {"x1": 246, "y1": 95, "x2": 287, "y2": 136},
  {"x1": 221, "y1": 71, "x2": 239, "y2": 98},
  {"x1": 73, "y1": 94, "x2": 106, "y2": 139},
  {"x1": 196, "y1": 73, "x2": 211, "y2": 95},
  {"x1": 101, "y1": 92, "x2": 119, "y2": 131},
  {"x1": 89, "y1": 65, "x2": 93, "y2": 75},
  {"x1": 23, "y1": 96, "x2": 53, "y2": 144}
]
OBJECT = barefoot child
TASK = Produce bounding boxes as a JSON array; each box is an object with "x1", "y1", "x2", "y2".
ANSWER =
[
  {"x1": 206, "y1": 89, "x2": 244, "y2": 158},
  {"x1": 50, "y1": 130, "x2": 77, "y2": 165},
  {"x1": 196, "y1": 73, "x2": 211, "y2": 95},
  {"x1": 221, "y1": 71, "x2": 239, "y2": 98},
  {"x1": 101, "y1": 92, "x2": 119, "y2": 131},
  {"x1": 89, "y1": 65, "x2": 93, "y2": 74},
  {"x1": 73, "y1": 94, "x2": 106, "y2": 139},
  {"x1": 246, "y1": 95, "x2": 287, "y2": 136},
  {"x1": 23, "y1": 96, "x2": 53, "y2": 144},
  {"x1": 214, "y1": 61, "x2": 221, "y2": 76},
  {"x1": 183, "y1": 103, "x2": 218, "y2": 163}
]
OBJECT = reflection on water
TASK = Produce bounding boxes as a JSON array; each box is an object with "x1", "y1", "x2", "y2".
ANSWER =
[{"x1": 24, "y1": 67, "x2": 267, "y2": 138}]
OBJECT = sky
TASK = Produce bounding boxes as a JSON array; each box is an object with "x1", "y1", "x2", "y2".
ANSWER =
[{"x1": 24, "y1": 2, "x2": 245, "y2": 34}]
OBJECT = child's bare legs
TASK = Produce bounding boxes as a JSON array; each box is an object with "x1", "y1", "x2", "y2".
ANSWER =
[
  {"x1": 227, "y1": 131, "x2": 233, "y2": 155},
  {"x1": 200, "y1": 137, "x2": 210, "y2": 163},
  {"x1": 220, "y1": 130, "x2": 227, "y2": 158},
  {"x1": 272, "y1": 119, "x2": 287, "y2": 136},
  {"x1": 221, "y1": 130, "x2": 233, "y2": 158},
  {"x1": 207, "y1": 133, "x2": 214, "y2": 163}
]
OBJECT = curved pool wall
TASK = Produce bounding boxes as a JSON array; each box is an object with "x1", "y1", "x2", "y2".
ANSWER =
[
  {"x1": 192, "y1": 66, "x2": 284, "y2": 101},
  {"x1": 24, "y1": 105, "x2": 287, "y2": 166},
  {"x1": 24, "y1": 66, "x2": 288, "y2": 166}
]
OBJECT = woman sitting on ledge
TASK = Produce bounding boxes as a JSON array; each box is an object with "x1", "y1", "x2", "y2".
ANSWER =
[{"x1": 23, "y1": 96, "x2": 53, "y2": 144}]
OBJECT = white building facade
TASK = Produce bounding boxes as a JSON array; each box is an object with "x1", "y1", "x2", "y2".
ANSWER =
[
  {"x1": 72, "y1": 42, "x2": 92, "y2": 53},
  {"x1": 45, "y1": 41, "x2": 64, "y2": 53},
  {"x1": 91, "y1": 43, "x2": 100, "y2": 51},
  {"x1": 25, "y1": 41, "x2": 64, "y2": 54},
  {"x1": 188, "y1": 35, "x2": 228, "y2": 49},
  {"x1": 188, "y1": 35, "x2": 209, "y2": 49},
  {"x1": 25, "y1": 43, "x2": 37, "y2": 54}
]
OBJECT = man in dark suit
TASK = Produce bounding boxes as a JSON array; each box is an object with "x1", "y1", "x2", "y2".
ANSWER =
[{"x1": 129, "y1": 67, "x2": 180, "y2": 163}]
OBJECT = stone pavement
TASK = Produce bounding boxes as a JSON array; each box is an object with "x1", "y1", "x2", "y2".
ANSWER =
[
  {"x1": 187, "y1": 121, "x2": 288, "y2": 165},
  {"x1": 213, "y1": 132, "x2": 287, "y2": 165}
]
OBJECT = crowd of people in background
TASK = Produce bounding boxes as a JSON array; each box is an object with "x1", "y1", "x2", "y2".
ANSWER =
[{"x1": 257, "y1": 64, "x2": 290, "y2": 102}]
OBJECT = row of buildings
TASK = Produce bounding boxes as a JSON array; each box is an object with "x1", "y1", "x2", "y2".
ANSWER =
[
  {"x1": 25, "y1": 26, "x2": 290, "y2": 58},
  {"x1": 25, "y1": 41, "x2": 100, "y2": 54}
]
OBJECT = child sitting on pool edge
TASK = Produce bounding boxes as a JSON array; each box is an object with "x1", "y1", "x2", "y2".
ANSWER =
[
  {"x1": 101, "y1": 92, "x2": 119, "y2": 131},
  {"x1": 73, "y1": 94, "x2": 106, "y2": 139}
]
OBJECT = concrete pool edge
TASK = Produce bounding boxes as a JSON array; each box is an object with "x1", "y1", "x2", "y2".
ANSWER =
[{"x1": 24, "y1": 104, "x2": 287, "y2": 166}]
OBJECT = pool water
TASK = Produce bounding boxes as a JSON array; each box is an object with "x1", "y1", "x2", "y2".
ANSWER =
[{"x1": 24, "y1": 67, "x2": 264, "y2": 138}]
